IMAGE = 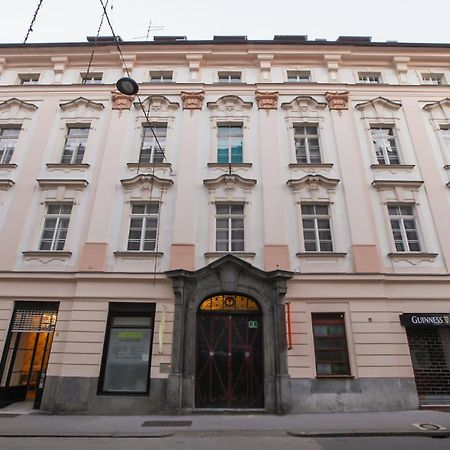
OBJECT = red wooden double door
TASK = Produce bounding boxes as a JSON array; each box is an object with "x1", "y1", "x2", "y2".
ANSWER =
[{"x1": 195, "y1": 295, "x2": 264, "y2": 409}]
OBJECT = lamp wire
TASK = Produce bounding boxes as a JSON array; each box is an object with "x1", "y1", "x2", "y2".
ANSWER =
[{"x1": 23, "y1": 0, "x2": 45, "y2": 44}]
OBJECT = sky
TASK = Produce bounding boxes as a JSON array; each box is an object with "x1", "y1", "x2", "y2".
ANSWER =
[{"x1": 1, "y1": 0, "x2": 450, "y2": 44}]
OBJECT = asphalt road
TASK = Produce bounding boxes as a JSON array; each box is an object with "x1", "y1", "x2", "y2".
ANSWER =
[{"x1": 0, "y1": 436, "x2": 449, "y2": 450}]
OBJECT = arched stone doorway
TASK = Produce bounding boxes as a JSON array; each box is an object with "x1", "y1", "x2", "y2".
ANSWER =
[{"x1": 166, "y1": 254, "x2": 293, "y2": 413}]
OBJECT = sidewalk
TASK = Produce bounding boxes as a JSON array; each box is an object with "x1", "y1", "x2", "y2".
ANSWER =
[{"x1": 0, "y1": 402, "x2": 450, "y2": 438}]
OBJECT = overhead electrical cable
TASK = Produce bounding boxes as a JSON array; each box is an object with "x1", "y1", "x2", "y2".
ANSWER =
[
  {"x1": 97, "y1": 0, "x2": 169, "y2": 170},
  {"x1": 23, "y1": 0, "x2": 45, "y2": 43}
]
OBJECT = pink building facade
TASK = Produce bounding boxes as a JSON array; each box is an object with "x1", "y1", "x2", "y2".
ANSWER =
[{"x1": 0, "y1": 36, "x2": 449, "y2": 413}]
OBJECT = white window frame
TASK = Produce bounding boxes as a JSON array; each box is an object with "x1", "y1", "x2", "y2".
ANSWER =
[
  {"x1": 294, "y1": 125, "x2": 322, "y2": 164},
  {"x1": 139, "y1": 124, "x2": 167, "y2": 164},
  {"x1": 149, "y1": 70, "x2": 173, "y2": 83},
  {"x1": 39, "y1": 203, "x2": 73, "y2": 251},
  {"x1": 18, "y1": 73, "x2": 40, "y2": 85},
  {"x1": 300, "y1": 203, "x2": 333, "y2": 252},
  {"x1": 287, "y1": 70, "x2": 311, "y2": 83},
  {"x1": 215, "y1": 203, "x2": 245, "y2": 252},
  {"x1": 80, "y1": 72, "x2": 103, "y2": 84},
  {"x1": 0, "y1": 126, "x2": 21, "y2": 164},
  {"x1": 370, "y1": 125, "x2": 401, "y2": 165},
  {"x1": 421, "y1": 73, "x2": 446, "y2": 85},
  {"x1": 217, "y1": 71, "x2": 242, "y2": 83},
  {"x1": 61, "y1": 126, "x2": 90, "y2": 164},
  {"x1": 126, "y1": 202, "x2": 160, "y2": 252},
  {"x1": 387, "y1": 204, "x2": 421, "y2": 253},
  {"x1": 216, "y1": 123, "x2": 244, "y2": 164},
  {"x1": 358, "y1": 72, "x2": 382, "y2": 84}
]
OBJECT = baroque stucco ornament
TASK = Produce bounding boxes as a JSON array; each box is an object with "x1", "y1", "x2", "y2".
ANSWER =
[
  {"x1": 255, "y1": 91, "x2": 278, "y2": 110},
  {"x1": 181, "y1": 91, "x2": 205, "y2": 110},
  {"x1": 325, "y1": 91, "x2": 349, "y2": 110},
  {"x1": 111, "y1": 91, "x2": 135, "y2": 110}
]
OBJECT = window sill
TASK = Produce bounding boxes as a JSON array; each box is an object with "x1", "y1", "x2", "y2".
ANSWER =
[
  {"x1": 296, "y1": 252, "x2": 347, "y2": 258},
  {"x1": 315, "y1": 375, "x2": 354, "y2": 379},
  {"x1": 444, "y1": 165, "x2": 450, "y2": 170},
  {"x1": 127, "y1": 162, "x2": 172, "y2": 170},
  {"x1": 289, "y1": 163, "x2": 333, "y2": 170},
  {"x1": 114, "y1": 251, "x2": 163, "y2": 258},
  {"x1": 388, "y1": 252, "x2": 437, "y2": 260},
  {"x1": 46, "y1": 163, "x2": 90, "y2": 170},
  {"x1": 205, "y1": 251, "x2": 256, "y2": 258},
  {"x1": 370, "y1": 164, "x2": 415, "y2": 171},
  {"x1": 0, "y1": 179, "x2": 14, "y2": 189},
  {"x1": 22, "y1": 251, "x2": 72, "y2": 258},
  {"x1": 0, "y1": 163, "x2": 17, "y2": 170},
  {"x1": 207, "y1": 163, "x2": 252, "y2": 168}
]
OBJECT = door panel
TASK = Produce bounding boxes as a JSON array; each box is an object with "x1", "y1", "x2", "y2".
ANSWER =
[{"x1": 195, "y1": 313, "x2": 264, "y2": 409}]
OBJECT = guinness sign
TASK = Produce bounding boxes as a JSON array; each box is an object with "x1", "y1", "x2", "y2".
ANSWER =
[{"x1": 400, "y1": 313, "x2": 450, "y2": 327}]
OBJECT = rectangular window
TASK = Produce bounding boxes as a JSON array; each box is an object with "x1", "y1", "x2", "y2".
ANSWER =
[
  {"x1": 370, "y1": 126, "x2": 400, "y2": 164},
  {"x1": 61, "y1": 126, "x2": 89, "y2": 164},
  {"x1": 139, "y1": 125, "x2": 167, "y2": 163},
  {"x1": 294, "y1": 126, "x2": 321, "y2": 163},
  {"x1": 358, "y1": 72, "x2": 381, "y2": 83},
  {"x1": 127, "y1": 203, "x2": 160, "y2": 252},
  {"x1": 312, "y1": 313, "x2": 351, "y2": 376},
  {"x1": 388, "y1": 204, "x2": 421, "y2": 252},
  {"x1": 99, "y1": 302, "x2": 155, "y2": 394},
  {"x1": 39, "y1": 204, "x2": 72, "y2": 251},
  {"x1": 441, "y1": 127, "x2": 450, "y2": 152},
  {"x1": 422, "y1": 73, "x2": 445, "y2": 85},
  {"x1": 149, "y1": 71, "x2": 173, "y2": 82},
  {"x1": 19, "y1": 73, "x2": 40, "y2": 85},
  {"x1": 301, "y1": 204, "x2": 333, "y2": 252},
  {"x1": 216, "y1": 204, "x2": 244, "y2": 252},
  {"x1": 81, "y1": 72, "x2": 103, "y2": 84},
  {"x1": 0, "y1": 127, "x2": 20, "y2": 164},
  {"x1": 218, "y1": 71, "x2": 242, "y2": 83},
  {"x1": 287, "y1": 70, "x2": 311, "y2": 82},
  {"x1": 217, "y1": 124, "x2": 243, "y2": 163}
]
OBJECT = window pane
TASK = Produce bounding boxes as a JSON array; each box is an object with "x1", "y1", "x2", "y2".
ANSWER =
[{"x1": 102, "y1": 327, "x2": 152, "y2": 393}]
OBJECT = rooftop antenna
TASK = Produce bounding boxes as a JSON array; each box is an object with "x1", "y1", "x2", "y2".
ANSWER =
[{"x1": 133, "y1": 20, "x2": 165, "y2": 40}]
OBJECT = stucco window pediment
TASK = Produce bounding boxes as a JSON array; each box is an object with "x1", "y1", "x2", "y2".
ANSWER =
[
  {"x1": 0, "y1": 98, "x2": 38, "y2": 114},
  {"x1": 0, "y1": 179, "x2": 14, "y2": 190},
  {"x1": 134, "y1": 95, "x2": 180, "y2": 114},
  {"x1": 121, "y1": 173, "x2": 173, "y2": 202},
  {"x1": 281, "y1": 96, "x2": 327, "y2": 116},
  {"x1": 203, "y1": 174, "x2": 256, "y2": 203},
  {"x1": 355, "y1": 97, "x2": 402, "y2": 122},
  {"x1": 287, "y1": 174, "x2": 339, "y2": 202},
  {"x1": 36, "y1": 178, "x2": 88, "y2": 203},
  {"x1": 372, "y1": 179, "x2": 424, "y2": 204},
  {"x1": 207, "y1": 95, "x2": 253, "y2": 116},
  {"x1": 423, "y1": 98, "x2": 450, "y2": 113},
  {"x1": 59, "y1": 97, "x2": 105, "y2": 113}
]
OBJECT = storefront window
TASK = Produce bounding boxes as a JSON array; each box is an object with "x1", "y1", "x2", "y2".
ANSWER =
[{"x1": 99, "y1": 304, "x2": 155, "y2": 394}]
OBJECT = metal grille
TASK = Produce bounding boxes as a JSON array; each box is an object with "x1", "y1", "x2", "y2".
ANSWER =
[{"x1": 11, "y1": 308, "x2": 58, "y2": 332}]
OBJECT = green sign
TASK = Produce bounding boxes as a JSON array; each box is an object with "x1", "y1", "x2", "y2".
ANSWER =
[{"x1": 248, "y1": 321, "x2": 258, "y2": 329}]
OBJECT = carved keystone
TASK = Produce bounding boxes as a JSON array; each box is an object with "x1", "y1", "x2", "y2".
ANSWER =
[
  {"x1": 325, "y1": 91, "x2": 349, "y2": 110},
  {"x1": 111, "y1": 91, "x2": 135, "y2": 110},
  {"x1": 255, "y1": 91, "x2": 278, "y2": 110},
  {"x1": 181, "y1": 91, "x2": 205, "y2": 110}
]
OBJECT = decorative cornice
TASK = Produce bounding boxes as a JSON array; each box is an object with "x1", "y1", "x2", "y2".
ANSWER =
[
  {"x1": 423, "y1": 98, "x2": 450, "y2": 111},
  {"x1": 203, "y1": 174, "x2": 257, "y2": 190},
  {"x1": 59, "y1": 97, "x2": 104, "y2": 111},
  {"x1": 296, "y1": 252, "x2": 347, "y2": 258},
  {"x1": 181, "y1": 91, "x2": 205, "y2": 110},
  {"x1": 0, "y1": 179, "x2": 14, "y2": 189},
  {"x1": 207, "y1": 95, "x2": 253, "y2": 111},
  {"x1": 37, "y1": 179, "x2": 88, "y2": 189},
  {"x1": 46, "y1": 163, "x2": 90, "y2": 170},
  {"x1": 111, "y1": 91, "x2": 135, "y2": 110},
  {"x1": 134, "y1": 95, "x2": 180, "y2": 112},
  {"x1": 325, "y1": 91, "x2": 349, "y2": 110},
  {"x1": 255, "y1": 91, "x2": 278, "y2": 110},
  {"x1": 372, "y1": 180, "x2": 424, "y2": 190},
  {"x1": 281, "y1": 96, "x2": 327, "y2": 111},
  {"x1": 287, "y1": 174, "x2": 340, "y2": 190},
  {"x1": 355, "y1": 96, "x2": 402, "y2": 111},
  {"x1": 22, "y1": 251, "x2": 72, "y2": 258},
  {"x1": 120, "y1": 173, "x2": 174, "y2": 189},
  {"x1": 0, "y1": 98, "x2": 38, "y2": 112},
  {"x1": 114, "y1": 251, "x2": 163, "y2": 258}
]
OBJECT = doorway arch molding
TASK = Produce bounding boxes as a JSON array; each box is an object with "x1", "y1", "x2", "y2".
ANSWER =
[{"x1": 166, "y1": 254, "x2": 293, "y2": 413}]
